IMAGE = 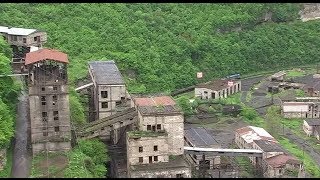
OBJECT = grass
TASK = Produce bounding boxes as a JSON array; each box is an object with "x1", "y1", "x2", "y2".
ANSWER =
[
  {"x1": 127, "y1": 130, "x2": 167, "y2": 138},
  {"x1": 234, "y1": 156, "x2": 256, "y2": 178},
  {"x1": 286, "y1": 69, "x2": 305, "y2": 77},
  {"x1": 0, "y1": 147, "x2": 12, "y2": 178}
]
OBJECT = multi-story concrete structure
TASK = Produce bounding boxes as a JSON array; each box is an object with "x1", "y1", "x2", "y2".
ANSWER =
[
  {"x1": 126, "y1": 96, "x2": 191, "y2": 178},
  {"x1": 0, "y1": 26, "x2": 47, "y2": 73},
  {"x1": 235, "y1": 126, "x2": 301, "y2": 178},
  {"x1": 0, "y1": 26, "x2": 47, "y2": 47},
  {"x1": 26, "y1": 48, "x2": 71, "y2": 155},
  {"x1": 184, "y1": 126, "x2": 220, "y2": 170},
  {"x1": 303, "y1": 119, "x2": 320, "y2": 141},
  {"x1": 282, "y1": 101, "x2": 320, "y2": 118},
  {"x1": 195, "y1": 79, "x2": 241, "y2": 100},
  {"x1": 88, "y1": 61, "x2": 132, "y2": 121}
]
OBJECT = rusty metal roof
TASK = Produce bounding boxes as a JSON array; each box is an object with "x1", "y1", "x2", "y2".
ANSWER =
[
  {"x1": 265, "y1": 154, "x2": 300, "y2": 168},
  {"x1": 25, "y1": 48, "x2": 68, "y2": 65}
]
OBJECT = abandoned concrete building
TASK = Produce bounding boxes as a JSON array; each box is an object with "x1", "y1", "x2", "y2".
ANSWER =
[
  {"x1": 184, "y1": 126, "x2": 221, "y2": 170},
  {"x1": 0, "y1": 26, "x2": 47, "y2": 73},
  {"x1": 88, "y1": 61, "x2": 132, "y2": 121},
  {"x1": 195, "y1": 79, "x2": 241, "y2": 100},
  {"x1": 126, "y1": 96, "x2": 191, "y2": 178},
  {"x1": 235, "y1": 126, "x2": 301, "y2": 178},
  {"x1": 26, "y1": 48, "x2": 71, "y2": 155},
  {"x1": 303, "y1": 119, "x2": 320, "y2": 140},
  {"x1": 282, "y1": 101, "x2": 320, "y2": 118}
]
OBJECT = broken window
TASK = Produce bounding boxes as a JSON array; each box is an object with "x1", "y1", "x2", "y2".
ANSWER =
[
  {"x1": 149, "y1": 156, "x2": 152, "y2": 163},
  {"x1": 154, "y1": 145, "x2": 158, "y2": 151},
  {"x1": 13, "y1": 35, "x2": 17, "y2": 41},
  {"x1": 139, "y1": 146, "x2": 143, "y2": 152},
  {"x1": 52, "y1": 95, "x2": 58, "y2": 105},
  {"x1": 43, "y1": 132, "x2": 48, "y2": 136},
  {"x1": 42, "y1": 112, "x2": 47, "y2": 117},
  {"x1": 156, "y1": 124, "x2": 161, "y2": 130},
  {"x1": 101, "y1": 91, "x2": 108, "y2": 98},
  {"x1": 238, "y1": 84, "x2": 240, "y2": 90},
  {"x1": 116, "y1": 101, "x2": 121, "y2": 106},
  {"x1": 147, "y1": 125, "x2": 151, "y2": 131},
  {"x1": 102, "y1": 102, "x2": 108, "y2": 109},
  {"x1": 34, "y1": 36, "x2": 37, "y2": 42},
  {"x1": 42, "y1": 87, "x2": 45, "y2": 91},
  {"x1": 53, "y1": 111, "x2": 59, "y2": 120},
  {"x1": 53, "y1": 86, "x2": 58, "y2": 91},
  {"x1": 152, "y1": 125, "x2": 156, "y2": 131},
  {"x1": 139, "y1": 157, "x2": 143, "y2": 163},
  {"x1": 23, "y1": 38, "x2": 26, "y2": 43},
  {"x1": 41, "y1": 96, "x2": 46, "y2": 105},
  {"x1": 154, "y1": 156, "x2": 158, "y2": 162},
  {"x1": 54, "y1": 126, "x2": 59, "y2": 132}
]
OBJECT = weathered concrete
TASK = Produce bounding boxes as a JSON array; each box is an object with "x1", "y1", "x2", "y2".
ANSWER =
[{"x1": 0, "y1": 149, "x2": 6, "y2": 171}]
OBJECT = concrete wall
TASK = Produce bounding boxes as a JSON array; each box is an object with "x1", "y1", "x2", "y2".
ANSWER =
[
  {"x1": 32, "y1": 141, "x2": 71, "y2": 154},
  {"x1": 303, "y1": 121, "x2": 314, "y2": 136},
  {"x1": 129, "y1": 167, "x2": 191, "y2": 178},
  {"x1": 195, "y1": 81, "x2": 241, "y2": 100},
  {"x1": 138, "y1": 113, "x2": 184, "y2": 156},
  {"x1": 29, "y1": 84, "x2": 71, "y2": 155},
  {"x1": 283, "y1": 103, "x2": 320, "y2": 119},
  {"x1": 127, "y1": 135, "x2": 169, "y2": 166},
  {"x1": 5, "y1": 31, "x2": 47, "y2": 47}
]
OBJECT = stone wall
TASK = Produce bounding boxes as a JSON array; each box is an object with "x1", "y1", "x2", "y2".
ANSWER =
[{"x1": 0, "y1": 149, "x2": 6, "y2": 171}]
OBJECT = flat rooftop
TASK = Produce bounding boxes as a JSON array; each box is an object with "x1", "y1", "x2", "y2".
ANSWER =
[
  {"x1": 196, "y1": 79, "x2": 240, "y2": 91},
  {"x1": 235, "y1": 126, "x2": 277, "y2": 144},
  {"x1": 137, "y1": 105, "x2": 182, "y2": 116},
  {"x1": 88, "y1": 61, "x2": 125, "y2": 85},
  {"x1": 127, "y1": 130, "x2": 168, "y2": 139},
  {"x1": 130, "y1": 155, "x2": 190, "y2": 172},
  {"x1": 305, "y1": 119, "x2": 320, "y2": 126},
  {"x1": 184, "y1": 127, "x2": 219, "y2": 147},
  {"x1": 0, "y1": 25, "x2": 40, "y2": 35},
  {"x1": 253, "y1": 140, "x2": 286, "y2": 153}
]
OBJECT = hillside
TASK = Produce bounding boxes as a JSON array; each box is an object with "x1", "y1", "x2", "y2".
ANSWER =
[{"x1": 2, "y1": 3, "x2": 316, "y2": 93}]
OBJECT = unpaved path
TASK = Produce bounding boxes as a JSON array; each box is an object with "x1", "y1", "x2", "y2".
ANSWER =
[{"x1": 11, "y1": 80, "x2": 31, "y2": 178}]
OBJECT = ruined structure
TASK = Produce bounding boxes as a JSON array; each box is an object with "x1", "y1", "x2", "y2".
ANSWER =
[
  {"x1": 26, "y1": 48, "x2": 71, "y2": 155},
  {"x1": 0, "y1": 26, "x2": 47, "y2": 73},
  {"x1": 195, "y1": 79, "x2": 241, "y2": 100},
  {"x1": 88, "y1": 61, "x2": 132, "y2": 121},
  {"x1": 126, "y1": 96, "x2": 191, "y2": 178},
  {"x1": 303, "y1": 119, "x2": 320, "y2": 141},
  {"x1": 282, "y1": 101, "x2": 320, "y2": 118},
  {"x1": 235, "y1": 126, "x2": 301, "y2": 178},
  {"x1": 184, "y1": 126, "x2": 221, "y2": 170}
]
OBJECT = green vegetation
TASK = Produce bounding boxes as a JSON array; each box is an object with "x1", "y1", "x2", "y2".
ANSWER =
[
  {"x1": 234, "y1": 156, "x2": 256, "y2": 178},
  {"x1": 295, "y1": 89, "x2": 306, "y2": 97},
  {"x1": 0, "y1": 147, "x2": 12, "y2": 178},
  {"x1": 176, "y1": 96, "x2": 195, "y2": 116},
  {"x1": 64, "y1": 139, "x2": 108, "y2": 178},
  {"x1": 69, "y1": 88, "x2": 86, "y2": 126},
  {"x1": 128, "y1": 130, "x2": 167, "y2": 138},
  {"x1": 286, "y1": 69, "x2": 305, "y2": 77},
  {"x1": 31, "y1": 139, "x2": 109, "y2": 178}
]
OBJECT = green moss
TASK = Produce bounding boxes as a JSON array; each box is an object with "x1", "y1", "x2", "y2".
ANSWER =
[{"x1": 128, "y1": 130, "x2": 167, "y2": 138}]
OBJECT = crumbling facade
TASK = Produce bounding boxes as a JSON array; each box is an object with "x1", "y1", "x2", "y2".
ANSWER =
[
  {"x1": 0, "y1": 25, "x2": 47, "y2": 73},
  {"x1": 195, "y1": 79, "x2": 241, "y2": 100},
  {"x1": 26, "y1": 48, "x2": 71, "y2": 155},
  {"x1": 88, "y1": 61, "x2": 132, "y2": 121},
  {"x1": 282, "y1": 101, "x2": 320, "y2": 118},
  {"x1": 126, "y1": 96, "x2": 191, "y2": 178}
]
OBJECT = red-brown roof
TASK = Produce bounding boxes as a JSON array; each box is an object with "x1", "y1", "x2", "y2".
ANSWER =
[
  {"x1": 25, "y1": 48, "x2": 68, "y2": 65},
  {"x1": 134, "y1": 96, "x2": 176, "y2": 107},
  {"x1": 235, "y1": 126, "x2": 252, "y2": 135},
  {"x1": 266, "y1": 154, "x2": 300, "y2": 168}
]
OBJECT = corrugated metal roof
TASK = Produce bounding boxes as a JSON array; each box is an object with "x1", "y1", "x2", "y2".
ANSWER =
[
  {"x1": 184, "y1": 127, "x2": 219, "y2": 147},
  {"x1": 89, "y1": 61, "x2": 124, "y2": 85},
  {"x1": 0, "y1": 26, "x2": 37, "y2": 36},
  {"x1": 25, "y1": 48, "x2": 68, "y2": 65}
]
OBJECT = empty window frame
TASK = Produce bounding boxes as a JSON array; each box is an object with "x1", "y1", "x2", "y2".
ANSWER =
[
  {"x1": 41, "y1": 96, "x2": 46, "y2": 105},
  {"x1": 176, "y1": 174, "x2": 183, "y2": 178},
  {"x1": 154, "y1": 145, "x2": 158, "y2": 151},
  {"x1": 54, "y1": 126, "x2": 59, "y2": 132},
  {"x1": 149, "y1": 156, "x2": 152, "y2": 163},
  {"x1": 41, "y1": 87, "x2": 45, "y2": 91},
  {"x1": 139, "y1": 146, "x2": 143, "y2": 152},
  {"x1": 13, "y1": 35, "x2": 17, "y2": 41},
  {"x1": 139, "y1": 157, "x2": 143, "y2": 163},
  {"x1": 147, "y1": 125, "x2": 151, "y2": 131},
  {"x1": 23, "y1": 38, "x2": 26, "y2": 43},
  {"x1": 53, "y1": 86, "x2": 58, "y2": 91},
  {"x1": 152, "y1": 125, "x2": 156, "y2": 131},
  {"x1": 43, "y1": 132, "x2": 48, "y2": 136},
  {"x1": 154, "y1": 156, "x2": 158, "y2": 162},
  {"x1": 116, "y1": 101, "x2": 121, "y2": 106},
  {"x1": 101, "y1": 91, "x2": 108, "y2": 98},
  {"x1": 101, "y1": 102, "x2": 108, "y2": 109},
  {"x1": 53, "y1": 111, "x2": 59, "y2": 120},
  {"x1": 34, "y1": 36, "x2": 37, "y2": 42},
  {"x1": 42, "y1": 112, "x2": 48, "y2": 122},
  {"x1": 156, "y1": 124, "x2": 161, "y2": 130}
]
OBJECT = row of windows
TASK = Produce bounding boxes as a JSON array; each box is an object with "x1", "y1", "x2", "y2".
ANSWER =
[
  {"x1": 101, "y1": 101, "x2": 123, "y2": 109},
  {"x1": 42, "y1": 111, "x2": 59, "y2": 121},
  {"x1": 139, "y1": 145, "x2": 158, "y2": 153},
  {"x1": 9, "y1": 35, "x2": 39, "y2": 42},
  {"x1": 138, "y1": 156, "x2": 158, "y2": 163},
  {"x1": 41, "y1": 95, "x2": 58, "y2": 105},
  {"x1": 147, "y1": 124, "x2": 161, "y2": 131},
  {"x1": 42, "y1": 126, "x2": 60, "y2": 136}
]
